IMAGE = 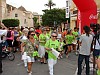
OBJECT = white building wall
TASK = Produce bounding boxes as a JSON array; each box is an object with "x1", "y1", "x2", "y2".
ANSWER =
[
  {"x1": 5, "y1": 9, "x2": 33, "y2": 27},
  {"x1": 0, "y1": 0, "x2": 7, "y2": 21}
]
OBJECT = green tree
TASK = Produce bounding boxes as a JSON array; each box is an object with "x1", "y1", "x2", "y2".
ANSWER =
[
  {"x1": 44, "y1": 0, "x2": 56, "y2": 10},
  {"x1": 33, "y1": 17, "x2": 38, "y2": 25},
  {"x1": 42, "y1": 8, "x2": 70, "y2": 27},
  {"x1": 2, "y1": 19, "x2": 20, "y2": 27}
]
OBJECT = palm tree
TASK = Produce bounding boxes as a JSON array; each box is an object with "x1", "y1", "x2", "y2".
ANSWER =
[{"x1": 44, "y1": 0, "x2": 56, "y2": 10}]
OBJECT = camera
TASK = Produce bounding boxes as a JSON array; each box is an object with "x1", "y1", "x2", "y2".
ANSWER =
[{"x1": 90, "y1": 23, "x2": 100, "y2": 33}]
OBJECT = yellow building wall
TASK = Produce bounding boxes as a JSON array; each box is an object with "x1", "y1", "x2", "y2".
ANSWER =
[
  {"x1": 70, "y1": 0, "x2": 100, "y2": 30},
  {"x1": 95, "y1": 0, "x2": 100, "y2": 24}
]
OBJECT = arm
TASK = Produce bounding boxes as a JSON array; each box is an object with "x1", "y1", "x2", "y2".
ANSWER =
[
  {"x1": 96, "y1": 57, "x2": 100, "y2": 70},
  {"x1": 20, "y1": 42, "x2": 26, "y2": 53},
  {"x1": 0, "y1": 22, "x2": 8, "y2": 30},
  {"x1": 45, "y1": 40, "x2": 52, "y2": 51},
  {"x1": 45, "y1": 47, "x2": 52, "y2": 51}
]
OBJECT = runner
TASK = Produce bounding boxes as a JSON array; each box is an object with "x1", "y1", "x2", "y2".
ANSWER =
[
  {"x1": 20, "y1": 28, "x2": 29, "y2": 68},
  {"x1": 57, "y1": 27, "x2": 62, "y2": 41},
  {"x1": 45, "y1": 32, "x2": 60, "y2": 75},
  {"x1": 46, "y1": 27, "x2": 51, "y2": 40},
  {"x1": 65, "y1": 29, "x2": 75, "y2": 58},
  {"x1": 38, "y1": 28, "x2": 47, "y2": 64},
  {"x1": 21, "y1": 31, "x2": 38, "y2": 75},
  {"x1": 72, "y1": 27, "x2": 78, "y2": 52},
  {"x1": 58, "y1": 38, "x2": 65, "y2": 59}
]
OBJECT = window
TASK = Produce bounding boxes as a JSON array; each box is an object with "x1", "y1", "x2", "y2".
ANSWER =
[
  {"x1": 15, "y1": 13, "x2": 18, "y2": 17},
  {"x1": 24, "y1": 19, "x2": 26, "y2": 24},
  {"x1": 73, "y1": 10, "x2": 78, "y2": 14}
]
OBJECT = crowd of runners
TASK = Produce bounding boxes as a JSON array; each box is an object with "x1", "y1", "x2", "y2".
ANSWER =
[{"x1": 0, "y1": 23, "x2": 100, "y2": 75}]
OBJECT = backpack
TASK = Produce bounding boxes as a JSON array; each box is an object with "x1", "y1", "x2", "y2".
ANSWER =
[{"x1": 7, "y1": 31, "x2": 12, "y2": 38}]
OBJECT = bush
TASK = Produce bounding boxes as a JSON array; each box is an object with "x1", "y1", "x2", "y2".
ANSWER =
[{"x1": 2, "y1": 19, "x2": 20, "y2": 27}]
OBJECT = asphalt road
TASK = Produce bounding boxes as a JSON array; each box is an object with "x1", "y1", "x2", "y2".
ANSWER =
[{"x1": 1, "y1": 52, "x2": 96, "y2": 75}]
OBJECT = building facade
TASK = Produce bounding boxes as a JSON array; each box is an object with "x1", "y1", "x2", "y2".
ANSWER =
[
  {"x1": 0, "y1": 0, "x2": 7, "y2": 21},
  {"x1": 33, "y1": 12, "x2": 42, "y2": 26},
  {"x1": 6, "y1": 6, "x2": 34, "y2": 27},
  {"x1": 0, "y1": 0, "x2": 34, "y2": 27}
]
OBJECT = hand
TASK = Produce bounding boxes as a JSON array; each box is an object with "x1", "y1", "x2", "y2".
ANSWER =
[{"x1": 49, "y1": 48, "x2": 52, "y2": 51}]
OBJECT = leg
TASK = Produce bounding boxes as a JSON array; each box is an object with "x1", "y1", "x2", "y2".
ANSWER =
[
  {"x1": 73, "y1": 44, "x2": 76, "y2": 51},
  {"x1": 48, "y1": 59, "x2": 54, "y2": 75},
  {"x1": 85, "y1": 55, "x2": 90, "y2": 75},
  {"x1": 23, "y1": 59, "x2": 27, "y2": 67},
  {"x1": 0, "y1": 43, "x2": 2, "y2": 73},
  {"x1": 27, "y1": 62, "x2": 32, "y2": 73},
  {"x1": 27, "y1": 56, "x2": 34, "y2": 73},
  {"x1": 77, "y1": 54, "x2": 84, "y2": 75},
  {"x1": 0, "y1": 58, "x2": 2, "y2": 73}
]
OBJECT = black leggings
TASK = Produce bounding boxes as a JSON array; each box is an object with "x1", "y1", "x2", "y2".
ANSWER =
[{"x1": 0, "y1": 43, "x2": 2, "y2": 72}]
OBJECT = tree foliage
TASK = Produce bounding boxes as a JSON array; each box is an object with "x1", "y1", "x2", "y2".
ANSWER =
[
  {"x1": 42, "y1": 8, "x2": 70, "y2": 27},
  {"x1": 2, "y1": 19, "x2": 20, "y2": 27},
  {"x1": 44, "y1": 0, "x2": 56, "y2": 10},
  {"x1": 33, "y1": 17, "x2": 38, "y2": 25}
]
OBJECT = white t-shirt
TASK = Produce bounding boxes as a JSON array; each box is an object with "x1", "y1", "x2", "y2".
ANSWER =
[
  {"x1": 79, "y1": 34, "x2": 93, "y2": 55},
  {"x1": 57, "y1": 34, "x2": 62, "y2": 39},
  {"x1": 95, "y1": 39, "x2": 100, "y2": 49},
  {"x1": 0, "y1": 30, "x2": 7, "y2": 43}
]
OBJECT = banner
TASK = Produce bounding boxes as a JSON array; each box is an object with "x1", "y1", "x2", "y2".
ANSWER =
[
  {"x1": 73, "y1": 0, "x2": 97, "y2": 33},
  {"x1": 66, "y1": 0, "x2": 70, "y2": 18},
  {"x1": 77, "y1": 10, "x2": 81, "y2": 32}
]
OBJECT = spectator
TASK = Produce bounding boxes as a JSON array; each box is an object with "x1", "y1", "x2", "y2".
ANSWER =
[
  {"x1": 77, "y1": 26, "x2": 93, "y2": 75},
  {"x1": 0, "y1": 36, "x2": 3, "y2": 74},
  {"x1": 6, "y1": 27, "x2": 14, "y2": 51}
]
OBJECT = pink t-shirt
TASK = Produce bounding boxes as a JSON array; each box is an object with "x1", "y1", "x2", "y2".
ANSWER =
[{"x1": 7, "y1": 30, "x2": 14, "y2": 40}]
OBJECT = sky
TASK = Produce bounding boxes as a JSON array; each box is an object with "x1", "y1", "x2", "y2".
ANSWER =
[{"x1": 6, "y1": 0, "x2": 66, "y2": 15}]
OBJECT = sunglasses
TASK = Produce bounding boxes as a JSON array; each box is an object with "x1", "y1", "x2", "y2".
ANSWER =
[
  {"x1": 46, "y1": 30, "x2": 50, "y2": 31},
  {"x1": 52, "y1": 36, "x2": 57, "y2": 38},
  {"x1": 30, "y1": 34, "x2": 35, "y2": 36}
]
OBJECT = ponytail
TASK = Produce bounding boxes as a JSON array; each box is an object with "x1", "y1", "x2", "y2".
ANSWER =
[{"x1": 83, "y1": 26, "x2": 90, "y2": 37}]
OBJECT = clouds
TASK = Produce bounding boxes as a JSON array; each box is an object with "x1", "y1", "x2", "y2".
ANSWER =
[{"x1": 6, "y1": 0, "x2": 66, "y2": 14}]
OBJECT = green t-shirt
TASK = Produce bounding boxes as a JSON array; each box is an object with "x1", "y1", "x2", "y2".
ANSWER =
[
  {"x1": 33, "y1": 51, "x2": 39, "y2": 57},
  {"x1": 46, "y1": 33, "x2": 51, "y2": 38},
  {"x1": 72, "y1": 31, "x2": 78, "y2": 37},
  {"x1": 45, "y1": 39, "x2": 59, "y2": 60},
  {"x1": 65, "y1": 35, "x2": 74, "y2": 44},
  {"x1": 58, "y1": 41, "x2": 65, "y2": 51},
  {"x1": 39, "y1": 34, "x2": 46, "y2": 46},
  {"x1": 97, "y1": 70, "x2": 100, "y2": 75},
  {"x1": 34, "y1": 34, "x2": 39, "y2": 41}
]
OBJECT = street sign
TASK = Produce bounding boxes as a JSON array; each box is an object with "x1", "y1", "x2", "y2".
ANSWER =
[{"x1": 66, "y1": 0, "x2": 70, "y2": 18}]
